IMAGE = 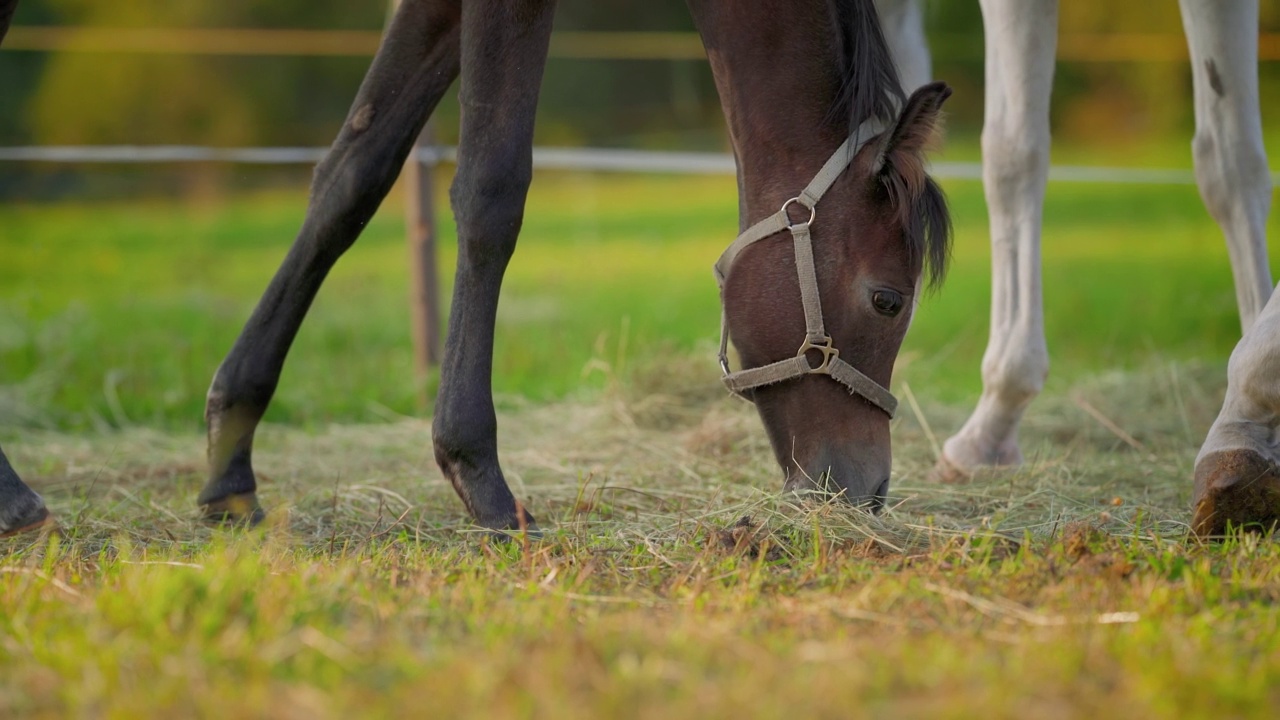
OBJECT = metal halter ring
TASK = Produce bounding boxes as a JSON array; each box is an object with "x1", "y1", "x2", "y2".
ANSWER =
[
  {"x1": 798, "y1": 335, "x2": 839, "y2": 374},
  {"x1": 781, "y1": 196, "x2": 816, "y2": 229}
]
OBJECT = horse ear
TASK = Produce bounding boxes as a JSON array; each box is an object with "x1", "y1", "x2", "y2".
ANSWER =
[
  {"x1": 873, "y1": 81, "x2": 954, "y2": 290},
  {"x1": 872, "y1": 81, "x2": 952, "y2": 190}
]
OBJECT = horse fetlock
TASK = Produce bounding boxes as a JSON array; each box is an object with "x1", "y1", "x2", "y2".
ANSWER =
[
  {"x1": 939, "y1": 424, "x2": 1024, "y2": 475},
  {"x1": 980, "y1": 350, "x2": 1047, "y2": 411},
  {"x1": 203, "y1": 401, "x2": 261, "y2": 509},
  {"x1": 206, "y1": 365, "x2": 278, "y2": 414}
]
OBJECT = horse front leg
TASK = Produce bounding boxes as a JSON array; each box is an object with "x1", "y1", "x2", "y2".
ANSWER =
[
  {"x1": 432, "y1": 0, "x2": 557, "y2": 532},
  {"x1": 1184, "y1": 0, "x2": 1280, "y2": 536},
  {"x1": 201, "y1": 0, "x2": 463, "y2": 522},
  {"x1": 933, "y1": 0, "x2": 1057, "y2": 481},
  {"x1": 1180, "y1": 0, "x2": 1272, "y2": 333}
]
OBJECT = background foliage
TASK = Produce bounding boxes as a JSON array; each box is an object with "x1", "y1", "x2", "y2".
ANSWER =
[{"x1": 5, "y1": 1, "x2": 1280, "y2": 159}]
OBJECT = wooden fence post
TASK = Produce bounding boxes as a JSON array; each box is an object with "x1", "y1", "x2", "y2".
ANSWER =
[
  {"x1": 388, "y1": 0, "x2": 441, "y2": 401},
  {"x1": 404, "y1": 125, "x2": 441, "y2": 380}
]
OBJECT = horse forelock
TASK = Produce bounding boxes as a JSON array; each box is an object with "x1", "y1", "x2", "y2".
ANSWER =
[
  {"x1": 824, "y1": 1, "x2": 950, "y2": 288},
  {"x1": 875, "y1": 93, "x2": 953, "y2": 292}
]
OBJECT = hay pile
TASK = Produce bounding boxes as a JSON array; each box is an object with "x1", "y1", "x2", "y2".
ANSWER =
[{"x1": 2, "y1": 355, "x2": 1225, "y2": 553}]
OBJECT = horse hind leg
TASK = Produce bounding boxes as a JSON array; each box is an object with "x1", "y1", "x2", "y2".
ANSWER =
[
  {"x1": 431, "y1": 0, "x2": 557, "y2": 532},
  {"x1": 932, "y1": 0, "x2": 1057, "y2": 481},
  {"x1": 201, "y1": 0, "x2": 463, "y2": 523},
  {"x1": 1184, "y1": 0, "x2": 1280, "y2": 536}
]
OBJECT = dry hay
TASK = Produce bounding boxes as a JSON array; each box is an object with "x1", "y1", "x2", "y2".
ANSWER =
[{"x1": 0, "y1": 355, "x2": 1225, "y2": 556}]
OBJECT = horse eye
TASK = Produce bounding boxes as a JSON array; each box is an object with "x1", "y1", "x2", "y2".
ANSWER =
[{"x1": 871, "y1": 290, "x2": 904, "y2": 316}]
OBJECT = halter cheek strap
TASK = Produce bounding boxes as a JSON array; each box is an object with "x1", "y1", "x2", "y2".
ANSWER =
[{"x1": 713, "y1": 123, "x2": 899, "y2": 419}]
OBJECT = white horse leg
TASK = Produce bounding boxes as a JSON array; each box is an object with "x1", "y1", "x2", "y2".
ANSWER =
[
  {"x1": 936, "y1": 0, "x2": 1057, "y2": 478},
  {"x1": 874, "y1": 0, "x2": 932, "y2": 92},
  {"x1": 1182, "y1": 1, "x2": 1280, "y2": 535},
  {"x1": 1180, "y1": 0, "x2": 1272, "y2": 333}
]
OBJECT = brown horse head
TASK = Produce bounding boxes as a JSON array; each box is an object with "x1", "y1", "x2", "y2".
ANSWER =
[
  {"x1": 723, "y1": 84, "x2": 952, "y2": 506},
  {"x1": 692, "y1": 1, "x2": 953, "y2": 508}
]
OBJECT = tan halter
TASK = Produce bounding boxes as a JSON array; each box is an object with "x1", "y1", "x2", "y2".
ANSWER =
[{"x1": 713, "y1": 123, "x2": 898, "y2": 419}]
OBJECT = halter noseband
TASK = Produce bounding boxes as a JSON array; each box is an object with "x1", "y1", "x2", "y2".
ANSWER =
[{"x1": 713, "y1": 123, "x2": 898, "y2": 419}]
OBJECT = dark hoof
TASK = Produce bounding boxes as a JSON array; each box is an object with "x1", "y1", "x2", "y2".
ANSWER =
[
  {"x1": 485, "y1": 521, "x2": 544, "y2": 543},
  {"x1": 0, "y1": 506, "x2": 55, "y2": 538},
  {"x1": 201, "y1": 492, "x2": 267, "y2": 528},
  {"x1": 475, "y1": 503, "x2": 541, "y2": 542},
  {"x1": 1192, "y1": 449, "x2": 1280, "y2": 537},
  {"x1": 928, "y1": 453, "x2": 973, "y2": 484}
]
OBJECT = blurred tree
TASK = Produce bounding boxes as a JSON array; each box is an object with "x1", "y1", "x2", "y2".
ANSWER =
[
  {"x1": 2, "y1": 0, "x2": 1277, "y2": 188},
  {"x1": 24, "y1": 0, "x2": 382, "y2": 146}
]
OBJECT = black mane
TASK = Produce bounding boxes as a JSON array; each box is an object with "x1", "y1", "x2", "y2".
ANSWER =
[
  {"x1": 826, "y1": 0, "x2": 907, "y2": 137},
  {"x1": 827, "y1": 1, "x2": 952, "y2": 289}
]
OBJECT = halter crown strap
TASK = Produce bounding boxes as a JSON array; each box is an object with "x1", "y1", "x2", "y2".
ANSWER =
[{"x1": 714, "y1": 122, "x2": 899, "y2": 419}]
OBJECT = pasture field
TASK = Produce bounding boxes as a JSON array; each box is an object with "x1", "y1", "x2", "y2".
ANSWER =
[
  {"x1": 3, "y1": 363, "x2": 1280, "y2": 717},
  {"x1": 0, "y1": 170, "x2": 1268, "y2": 428},
  {"x1": 3, "y1": 171, "x2": 1280, "y2": 716}
]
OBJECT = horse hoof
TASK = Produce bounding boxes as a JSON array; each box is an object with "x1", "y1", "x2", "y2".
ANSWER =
[
  {"x1": 1192, "y1": 449, "x2": 1280, "y2": 538},
  {"x1": 0, "y1": 507, "x2": 55, "y2": 538},
  {"x1": 201, "y1": 492, "x2": 267, "y2": 528},
  {"x1": 475, "y1": 505, "x2": 542, "y2": 542},
  {"x1": 928, "y1": 453, "x2": 973, "y2": 484},
  {"x1": 486, "y1": 522, "x2": 544, "y2": 543}
]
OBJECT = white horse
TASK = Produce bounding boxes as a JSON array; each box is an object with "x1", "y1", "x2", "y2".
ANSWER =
[{"x1": 874, "y1": 0, "x2": 1277, "y2": 535}]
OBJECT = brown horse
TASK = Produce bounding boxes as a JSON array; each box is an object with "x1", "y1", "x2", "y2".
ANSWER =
[
  {"x1": 199, "y1": 0, "x2": 952, "y2": 532},
  {"x1": 0, "y1": 1, "x2": 952, "y2": 535}
]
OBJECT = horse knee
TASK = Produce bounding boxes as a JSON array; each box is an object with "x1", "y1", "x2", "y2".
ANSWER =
[
  {"x1": 981, "y1": 127, "x2": 1049, "y2": 196},
  {"x1": 1191, "y1": 130, "x2": 1271, "y2": 225},
  {"x1": 450, "y1": 162, "x2": 533, "y2": 268}
]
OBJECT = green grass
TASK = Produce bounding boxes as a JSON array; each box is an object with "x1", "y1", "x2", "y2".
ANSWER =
[
  {"x1": 2, "y1": 171, "x2": 1275, "y2": 431},
  {"x1": 3, "y1": 172, "x2": 1280, "y2": 716},
  {"x1": 4, "y1": 529, "x2": 1279, "y2": 717},
  {"x1": 2, "y1": 359, "x2": 1279, "y2": 717}
]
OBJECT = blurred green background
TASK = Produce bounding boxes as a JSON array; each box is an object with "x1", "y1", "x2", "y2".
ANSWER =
[{"x1": 5, "y1": 1, "x2": 1280, "y2": 179}]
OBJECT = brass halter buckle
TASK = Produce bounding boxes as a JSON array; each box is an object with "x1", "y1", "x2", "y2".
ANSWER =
[{"x1": 798, "y1": 335, "x2": 839, "y2": 374}]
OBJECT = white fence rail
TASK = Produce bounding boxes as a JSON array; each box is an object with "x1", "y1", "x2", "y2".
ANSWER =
[{"x1": 0, "y1": 144, "x2": 1259, "y2": 186}]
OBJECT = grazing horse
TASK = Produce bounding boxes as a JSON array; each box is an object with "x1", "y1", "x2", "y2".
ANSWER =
[
  {"x1": 874, "y1": 0, "x2": 1278, "y2": 535},
  {"x1": 198, "y1": 0, "x2": 953, "y2": 531},
  {"x1": 0, "y1": 0, "x2": 53, "y2": 537}
]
